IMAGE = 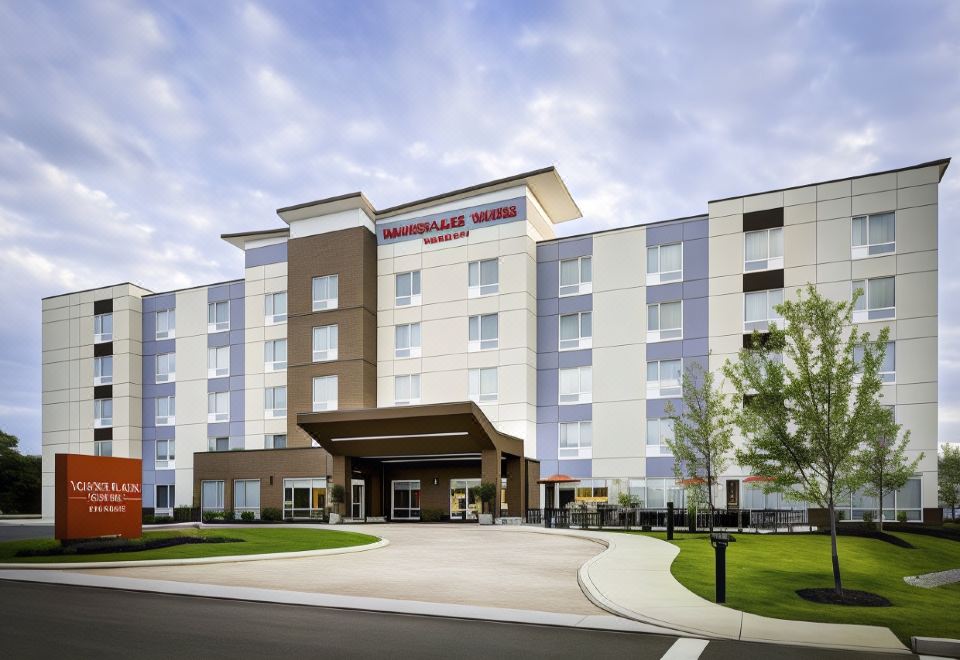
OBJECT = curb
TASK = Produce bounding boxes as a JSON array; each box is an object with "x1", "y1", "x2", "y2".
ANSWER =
[{"x1": 0, "y1": 537, "x2": 388, "y2": 570}]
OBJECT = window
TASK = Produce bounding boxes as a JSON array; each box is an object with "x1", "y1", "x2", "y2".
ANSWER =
[
  {"x1": 395, "y1": 323, "x2": 421, "y2": 358},
  {"x1": 208, "y1": 346, "x2": 230, "y2": 378},
  {"x1": 264, "y1": 434, "x2": 287, "y2": 449},
  {"x1": 155, "y1": 396, "x2": 175, "y2": 426},
  {"x1": 208, "y1": 437, "x2": 230, "y2": 451},
  {"x1": 207, "y1": 391, "x2": 230, "y2": 423},
  {"x1": 559, "y1": 256, "x2": 592, "y2": 296},
  {"x1": 647, "y1": 301, "x2": 683, "y2": 342},
  {"x1": 842, "y1": 476, "x2": 921, "y2": 522},
  {"x1": 468, "y1": 367, "x2": 498, "y2": 403},
  {"x1": 201, "y1": 480, "x2": 225, "y2": 512},
  {"x1": 852, "y1": 277, "x2": 895, "y2": 322},
  {"x1": 395, "y1": 271, "x2": 421, "y2": 306},
  {"x1": 156, "y1": 308, "x2": 175, "y2": 339},
  {"x1": 312, "y1": 375, "x2": 338, "y2": 411},
  {"x1": 94, "y1": 313, "x2": 113, "y2": 343},
  {"x1": 156, "y1": 438, "x2": 175, "y2": 468},
  {"x1": 264, "y1": 291, "x2": 287, "y2": 325},
  {"x1": 94, "y1": 440, "x2": 112, "y2": 457},
  {"x1": 559, "y1": 421, "x2": 592, "y2": 459},
  {"x1": 395, "y1": 374, "x2": 421, "y2": 406},
  {"x1": 559, "y1": 366, "x2": 592, "y2": 405},
  {"x1": 263, "y1": 291, "x2": 287, "y2": 325},
  {"x1": 852, "y1": 212, "x2": 895, "y2": 258},
  {"x1": 646, "y1": 418, "x2": 675, "y2": 457},
  {"x1": 647, "y1": 359, "x2": 682, "y2": 398},
  {"x1": 468, "y1": 314, "x2": 499, "y2": 351},
  {"x1": 264, "y1": 386, "x2": 287, "y2": 418},
  {"x1": 744, "y1": 289, "x2": 784, "y2": 331},
  {"x1": 156, "y1": 352, "x2": 176, "y2": 383},
  {"x1": 284, "y1": 477, "x2": 328, "y2": 520},
  {"x1": 646, "y1": 243, "x2": 683, "y2": 285},
  {"x1": 559, "y1": 312, "x2": 592, "y2": 351},
  {"x1": 744, "y1": 228, "x2": 784, "y2": 272},
  {"x1": 312, "y1": 325, "x2": 338, "y2": 362},
  {"x1": 574, "y1": 479, "x2": 609, "y2": 502},
  {"x1": 312, "y1": 275, "x2": 339, "y2": 311},
  {"x1": 156, "y1": 484, "x2": 175, "y2": 512},
  {"x1": 264, "y1": 339, "x2": 287, "y2": 371},
  {"x1": 207, "y1": 301, "x2": 230, "y2": 333},
  {"x1": 468, "y1": 259, "x2": 499, "y2": 297},
  {"x1": 234, "y1": 479, "x2": 261, "y2": 517},
  {"x1": 854, "y1": 341, "x2": 896, "y2": 383},
  {"x1": 93, "y1": 398, "x2": 112, "y2": 428},
  {"x1": 93, "y1": 356, "x2": 113, "y2": 386}
]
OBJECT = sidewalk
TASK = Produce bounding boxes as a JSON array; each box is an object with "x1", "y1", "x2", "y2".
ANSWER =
[{"x1": 500, "y1": 526, "x2": 909, "y2": 654}]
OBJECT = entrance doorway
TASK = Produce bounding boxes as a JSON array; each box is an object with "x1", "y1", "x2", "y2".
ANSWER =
[
  {"x1": 450, "y1": 479, "x2": 480, "y2": 520},
  {"x1": 351, "y1": 479, "x2": 365, "y2": 520},
  {"x1": 392, "y1": 480, "x2": 421, "y2": 520},
  {"x1": 726, "y1": 480, "x2": 740, "y2": 509}
]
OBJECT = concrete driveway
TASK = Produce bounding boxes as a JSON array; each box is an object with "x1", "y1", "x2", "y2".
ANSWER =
[{"x1": 73, "y1": 524, "x2": 607, "y2": 615}]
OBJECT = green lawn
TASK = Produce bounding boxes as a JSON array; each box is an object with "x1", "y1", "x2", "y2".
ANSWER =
[
  {"x1": 0, "y1": 527, "x2": 379, "y2": 564},
  {"x1": 632, "y1": 530, "x2": 960, "y2": 643}
]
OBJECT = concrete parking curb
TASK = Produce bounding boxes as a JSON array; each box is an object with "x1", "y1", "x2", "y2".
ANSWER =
[{"x1": 0, "y1": 537, "x2": 388, "y2": 570}]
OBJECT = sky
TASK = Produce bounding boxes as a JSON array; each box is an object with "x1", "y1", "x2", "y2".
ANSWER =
[{"x1": 0, "y1": 0, "x2": 958, "y2": 456}]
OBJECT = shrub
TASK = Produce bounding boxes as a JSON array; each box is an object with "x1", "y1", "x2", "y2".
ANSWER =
[
  {"x1": 329, "y1": 484, "x2": 345, "y2": 514},
  {"x1": 837, "y1": 510, "x2": 846, "y2": 521},
  {"x1": 261, "y1": 507, "x2": 282, "y2": 522},
  {"x1": 174, "y1": 506, "x2": 196, "y2": 523},
  {"x1": 420, "y1": 508, "x2": 444, "y2": 522},
  {"x1": 154, "y1": 516, "x2": 173, "y2": 524},
  {"x1": 142, "y1": 514, "x2": 156, "y2": 524},
  {"x1": 862, "y1": 511, "x2": 875, "y2": 530},
  {"x1": 240, "y1": 511, "x2": 255, "y2": 522},
  {"x1": 897, "y1": 511, "x2": 908, "y2": 524},
  {"x1": 202, "y1": 510, "x2": 224, "y2": 523},
  {"x1": 222, "y1": 510, "x2": 235, "y2": 522}
]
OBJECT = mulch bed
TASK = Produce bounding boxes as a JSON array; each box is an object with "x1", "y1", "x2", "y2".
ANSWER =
[
  {"x1": 796, "y1": 588, "x2": 891, "y2": 607},
  {"x1": 16, "y1": 535, "x2": 244, "y2": 558}
]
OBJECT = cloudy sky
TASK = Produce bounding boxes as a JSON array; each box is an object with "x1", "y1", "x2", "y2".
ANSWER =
[{"x1": 0, "y1": 1, "x2": 958, "y2": 455}]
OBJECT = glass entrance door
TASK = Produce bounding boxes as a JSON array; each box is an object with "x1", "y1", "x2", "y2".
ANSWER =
[
  {"x1": 392, "y1": 480, "x2": 421, "y2": 520},
  {"x1": 450, "y1": 479, "x2": 481, "y2": 520},
  {"x1": 351, "y1": 479, "x2": 365, "y2": 520}
]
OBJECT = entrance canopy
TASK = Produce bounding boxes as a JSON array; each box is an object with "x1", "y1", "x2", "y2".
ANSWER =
[{"x1": 297, "y1": 402, "x2": 524, "y2": 459}]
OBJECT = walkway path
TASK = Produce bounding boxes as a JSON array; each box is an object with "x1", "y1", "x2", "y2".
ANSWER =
[
  {"x1": 501, "y1": 526, "x2": 909, "y2": 654},
  {"x1": 904, "y1": 567, "x2": 960, "y2": 588}
]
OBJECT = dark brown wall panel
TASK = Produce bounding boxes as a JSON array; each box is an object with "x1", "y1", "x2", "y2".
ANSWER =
[
  {"x1": 743, "y1": 269, "x2": 784, "y2": 292},
  {"x1": 193, "y1": 448, "x2": 330, "y2": 509},
  {"x1": 743, "y1": 207, "x2": 784, "y2": 232},
  {"x1": 93, "y1": 341, "x2": 113, "y2": 357},
  {"x1": 93, "y1": 299, "x2": 113, "y2": 315}
]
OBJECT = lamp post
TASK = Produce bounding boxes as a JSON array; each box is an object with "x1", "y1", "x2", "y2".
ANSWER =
[
  {"x1": 710, "y1": 532, "x2": 736, "y2": 603},
  {"x1": 666, "y1": 501, "x2": 674, "y2": 540}
]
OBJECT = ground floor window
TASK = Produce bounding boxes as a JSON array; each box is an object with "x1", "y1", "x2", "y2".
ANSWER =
[
  {"x1": 156, "y1": 484, "x2": 175, "y2": 513},
  {"x1": 234, "y1": 479, "x2": 261, "y2": 518},
  {"x1": 450, "y1": 479, "x2": 480, "y2": 520},
  {"x1": 574, "y1": 479, "x2": 609, "y2": 503},
  {"x1": 283, "y1": 478, "x2": 326, "y2": 519},
  {"x1": 201, "y1": 480, "x2": 224, "y2": 512},
  {"x1": 839, "y1": 477, "x2": 922, "y2": 522},
  {"x1": 501, "y1": 477, "x2": 508, "y2": 514},
  {"x1": 392, "y1": 480, "x2": 421, "y2": 520}
]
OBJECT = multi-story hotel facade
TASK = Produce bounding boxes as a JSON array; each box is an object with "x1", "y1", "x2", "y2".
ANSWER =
[{"x1": 40, "y1": 158, "x2": 948, "y2": 523}]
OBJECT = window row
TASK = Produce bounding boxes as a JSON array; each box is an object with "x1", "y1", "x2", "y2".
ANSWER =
[
  {"x1": 743, "y1": 277, "x2": 896, "y2": 330},
  {"x1": 200, "y1": 479, "x2": 261, "y2": 516}
]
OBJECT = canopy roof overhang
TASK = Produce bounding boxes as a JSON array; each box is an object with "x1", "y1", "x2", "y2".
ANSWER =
[{"x1": 297, "y1": 402, "x2": 525, "y2": 460}]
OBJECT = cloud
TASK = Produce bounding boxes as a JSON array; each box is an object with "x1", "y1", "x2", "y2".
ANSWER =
[{"x1": 0, "y1": 0, "x2": 959, "y2": 454}]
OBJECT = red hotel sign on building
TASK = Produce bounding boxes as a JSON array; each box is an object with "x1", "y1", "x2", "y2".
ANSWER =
[
  {"x1": 55, "y1": 454, "x2": 143, "y2": 540},
  {"x1": 377, "y1": 197, "x2": 526, "y2": 246}
]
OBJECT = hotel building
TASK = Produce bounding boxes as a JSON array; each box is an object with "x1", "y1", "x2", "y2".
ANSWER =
[{"x1": 40, "y1": 158, "x2": 948, "y2": 523}]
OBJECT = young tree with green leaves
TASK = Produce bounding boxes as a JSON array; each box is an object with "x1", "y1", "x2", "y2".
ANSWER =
[
  {"x1": 664, "y1": 362, "x2": 734, "y2": 533},
  {"x1": 723, "y1": 284, "x2": 894, "y2": 595},
  {"x1": 940, "y1": 444, "x2": 960, "y2": 521},
  {"x1": 852, "y1": 404, "x2": 921, "y2": 530},
  {"x1": 0, "y1": 429, "x2": 41, "y2": 514}
]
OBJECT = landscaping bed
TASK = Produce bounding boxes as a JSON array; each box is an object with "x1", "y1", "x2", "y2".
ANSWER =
[
  {"x1": 631, "y1": 530, "x2": 960, "y2": 642},
  {"x1": 0, "y1": 528, "x2": 380, "y2": 564},
  {"x1": 16, "y1": 535, "x2": 243, "y2": 557}
]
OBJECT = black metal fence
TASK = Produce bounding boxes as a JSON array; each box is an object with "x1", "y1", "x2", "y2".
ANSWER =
[{"x1": 525, "y1": 506, "x2": 808, "y2": 532}]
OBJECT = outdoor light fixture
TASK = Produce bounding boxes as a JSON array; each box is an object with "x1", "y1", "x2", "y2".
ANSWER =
[{"x1": 433, "y1": 477, "x2": 439, "y2": 486}]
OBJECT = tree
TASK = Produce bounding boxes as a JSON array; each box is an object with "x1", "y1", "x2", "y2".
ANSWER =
[
  {"x1": 723, "y1": 284, "x2": 893, "y2": 595},
  {"x1": 0, "y1": 430, "x2": 42, "y2": 514},
  {"x1": 940, "y1": 445, "x2": 960, "y2": 521},
  {"x1": 852, "y1": 404, "x2": 921, "y2": 530},
  {"x1": 475, "y1": 482, "x2": 498, "y2": 516},
  {"x1": 664, "y1": 362, "x2": 734, "y2": 533},
  {"x1": 329, "y1": 483, "x2": 345, "y2": 516}
]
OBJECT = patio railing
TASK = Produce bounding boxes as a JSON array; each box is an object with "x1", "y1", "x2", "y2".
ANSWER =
[{"x1": 525, "y1": 506, "x2": 809, "y2": 532}]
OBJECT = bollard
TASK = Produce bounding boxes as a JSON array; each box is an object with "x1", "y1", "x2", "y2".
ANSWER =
[
  {"x1": 666, "y1": 501, "x2": 674, "y2": 540},
  {"x1": 710, "y1": 532, "x2": 735, "y2": 603}
]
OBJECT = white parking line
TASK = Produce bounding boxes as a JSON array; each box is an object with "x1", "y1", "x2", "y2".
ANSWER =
[{"x1": 661, "y1": 637, "x2": 710, "y2": 660}]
